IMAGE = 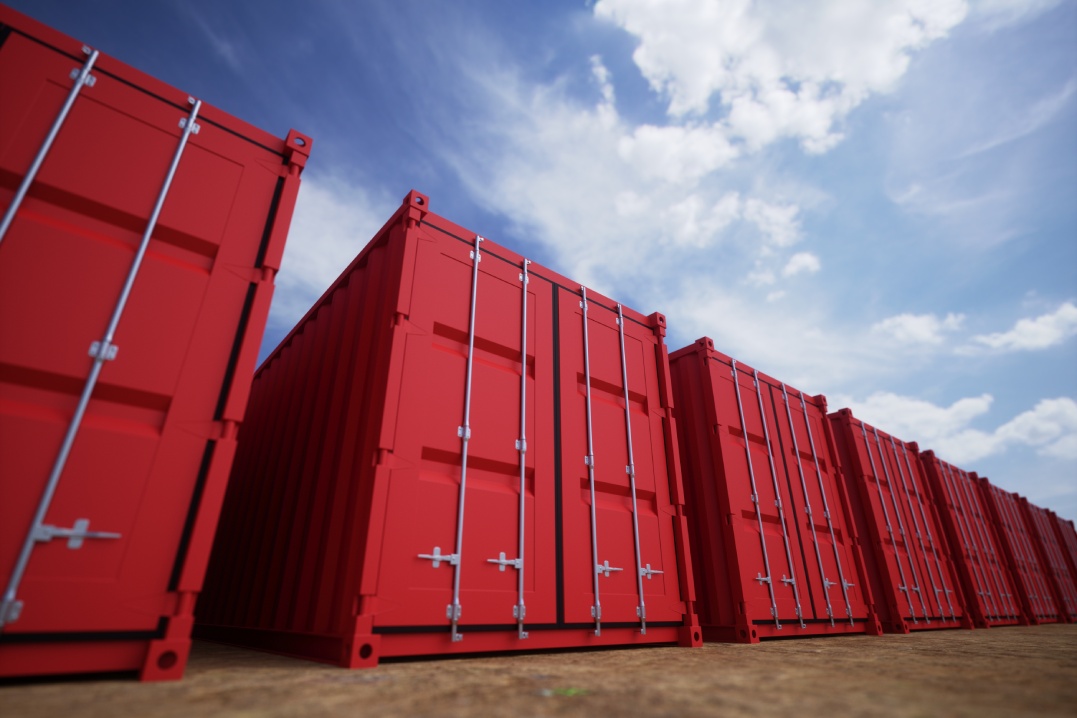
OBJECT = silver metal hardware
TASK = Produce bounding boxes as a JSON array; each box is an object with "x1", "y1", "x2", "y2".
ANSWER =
[
  {"x1": 730, "y1": 359, "x2": 780, "y2": 630},
  {"x1": 419, "y1": 546, "x2": 458, "y2": 568},
  {"x1": 1, "y1": 97, "x2": 203, "y2": 633},
  {"x1": 640, "y1": 564, "x2": 664, "y2": 580},
  {"x1": 68, "y1": 68, "x2": 96, "y2": 86},
  {"x1": 88, "y1": 341, "x2": 118, "y2": 361},
  {"x1": 487, "y1": 552, "x2": 522, "y2": 572},
  {"x1": 33, "y1": 519, "x2": 120, "y2": 549},
  {"x1": 616, "y1": 303, "x2": 649, "y2": 635},
  {"x1": 780, "y1": 384, "x2": 835, "y2": 625},
  {"x1": 514, "y1": 259, "x2": 531, "y2": 639},
  {"x1": 597, "y1": 560, "x2": 623, "y2": 578},
  {"x1": 756, "y1": 573, "x2": 771, "y2": 584},
  {"x1": 581, "y1": 287, "x2": 603, "y2": 636},
  {"x1": 178, "y1": 117, "x2": 200, "y2": 134},
  {"x1": 1, "y1": 47, "x2": 100, "y2": 247},
  {"x1": 0, "y1": 598, "x2": 24, "y2": 625},
  {"x1": 445, "y1": 234, "x2": 484, "y2": 643}
]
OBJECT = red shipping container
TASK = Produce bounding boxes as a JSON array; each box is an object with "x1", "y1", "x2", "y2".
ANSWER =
[
  {"x1": 1019, "y1": 499, "x2": 1077, "y2": 621},
  {"x1": 194, "y1": 191, "x2": 702, "y2": 668},
  {"x1": 978, "y1": 479, "x2": 1064, "y2": 624},
  {"x1": 0, "y1": 5, "x2": 309, "y2": 680},
  {"x1": 669, "y1": 338, "x2": 882, "y2": 643},
  {"x1": 828, "y1": 411, "x2": 971, "y2": 633},
  {"x1": 1049, "y1": 513, "x2": 1077, "y2": 595},
  {"x1": 918, "y1": 453, "x2": 1024, "y2": 627}
]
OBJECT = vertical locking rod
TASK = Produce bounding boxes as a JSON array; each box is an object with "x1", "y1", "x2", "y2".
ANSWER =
[
  {"x1": 780, "y1": 385, "x2": 834, "y2": 625},
  {"x1": 447, "y1": 234, "x2": 484, "y2": 642},
  {"x1": 754, "y1": 370, "x2": 805, "y2": 628},
  {"x1": 799, "y1": 394, "x2": 855, "y2": 624},
  {"x1": 0, "y1": 47, "x2": 99, "y2": 246},
  {"x1": 581, "y1": 287, "x2": 603, "y2": 636},
  {"x1": 617, "y1": 304, "x2": 649, "y2": 634},
  {"x1": 1, "y1": 98, "x2": 202, "y2": 632},
  {"x1": 515, "y1": 260, "x2": 530, "y2": 639},
  {"x1": 730, "y1": 360, "x2": 780, "y2": 629}
]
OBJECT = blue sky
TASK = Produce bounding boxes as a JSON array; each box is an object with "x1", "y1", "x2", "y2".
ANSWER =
[{"x1": 14, "y1": 0, "x2": 1076, "y2": 518}]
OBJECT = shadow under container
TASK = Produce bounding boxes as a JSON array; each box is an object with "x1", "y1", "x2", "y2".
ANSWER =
[
  {"x1": 0, "y1": 4, "x2": 309, "y2": 681},
  {"x1": 669, "y1": 338, "x2": 882, "y2": 643},
  {"x1": 977, "y1": 480, "x2": 1067, "y2": 624},
  {"x1": 195, "y1": 190, "x2": 702, "y2": 668},
  {"x1": 828, "y1": 410, "x2": 972, "y2": 633},
  {"x1": 918, "y1": 453, "x2": 1025, "y2": 628}
]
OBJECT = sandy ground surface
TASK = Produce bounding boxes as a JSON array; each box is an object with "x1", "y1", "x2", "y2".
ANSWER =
[{"x1": 2, "y1": 624, "x2": 1075, "y2": 717}]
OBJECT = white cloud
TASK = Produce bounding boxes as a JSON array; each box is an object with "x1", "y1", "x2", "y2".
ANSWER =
[
  {"x1": 835, "y1": 392, "x2": 1077, "y2": 463},
  {"x1": 743, "y1": 198, "x2": 802, "y2": 247},
  {"x1": 970, "y1": 0, "x2": 1065, "y2": 31},
  {"x1": 782, "y1": 252, "x2": 822, "y2": 277},
  {"x1": 968, "y1": 302, "x2": 1077, "y2": 352},
  {"x1": 268, "y1": 175, "x2": 394, "y2": 331},
  {"x1": 594, "y1": 0, "x2": 968, "y2": 155},
  {"x1": 871, "y1": 312, "x2": 965, "y2": 345}
]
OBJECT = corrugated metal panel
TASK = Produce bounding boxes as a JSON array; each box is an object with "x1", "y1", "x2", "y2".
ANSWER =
[
  {"x1": 195, "y1": 191, "x2": 701, "y2": 667},
  {"x1": 918, "y1": 453, "x2": 1024, "y2": 627},
  {"x1": 669, "y1": 338, "x2": 881, "y2": 642},
  {"x1": 1049, "y1": 513, "x2": 1077, "y2": 596},
  {"x1": 1020, "y1": 500, "x2": 1077, "y2": 621},
  {"x1": 977, "y1": 479, "x2": 1061, "y2": 624},
  {"x1": 0, "y1": 4, "x2": 308, "y2": 680},
  {"x1": 828, "y1": 411, "x2": 971, "y2": 632}
]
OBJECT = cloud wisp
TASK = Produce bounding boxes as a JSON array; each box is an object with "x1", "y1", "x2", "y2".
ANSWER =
[{"x1": 835, "y1": 392, "x2": 1077, "y2": 464}]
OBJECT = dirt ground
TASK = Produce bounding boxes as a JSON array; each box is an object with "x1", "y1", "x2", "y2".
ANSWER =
[{"x1": 2, "y1": 624, "x2": 1075, "y2": 717}]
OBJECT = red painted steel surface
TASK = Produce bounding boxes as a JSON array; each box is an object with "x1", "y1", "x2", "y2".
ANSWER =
[
  {"x1": 1019, "y1": 500, "x2": 1077, "y2": 621},
  {"x1": 828, "y1": 411, "x2": 970, "y2": 633},
  {"x1": 977, "y1": 479, "x2": 1062, "y2": 624},
  {"x1": 669, "y1": 338, "x2": 881, "y2": 643},
  {"x1": 195, "y1": 191, "x2": 701, "y2": 668},
  {"x1": 0, "y1": 5, "x2": 308, "y2": 681},
  {"x1": 1050, "y1": 514, "x2": 1077, "y2": 595},
  {"x1": 918, "y1": 453, "x2": 1024, "y2": 627}
]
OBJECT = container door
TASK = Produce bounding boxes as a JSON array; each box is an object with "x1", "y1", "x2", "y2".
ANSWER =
[
  {"x1": 556, "y1": 290, "x2": 684, "y2": 632},
  {"x1": 0, "y1": 29, "x2": 278, "y2": 635},
  {"x1": 769, "y1": 391, "x2": 866, "y2": 625},
  {"x1": 372, "y1": 231, "x2": 557, "y2": 633},
  {"x1": 703, "y1": 360, "x2": 802, "y2": 626}
]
